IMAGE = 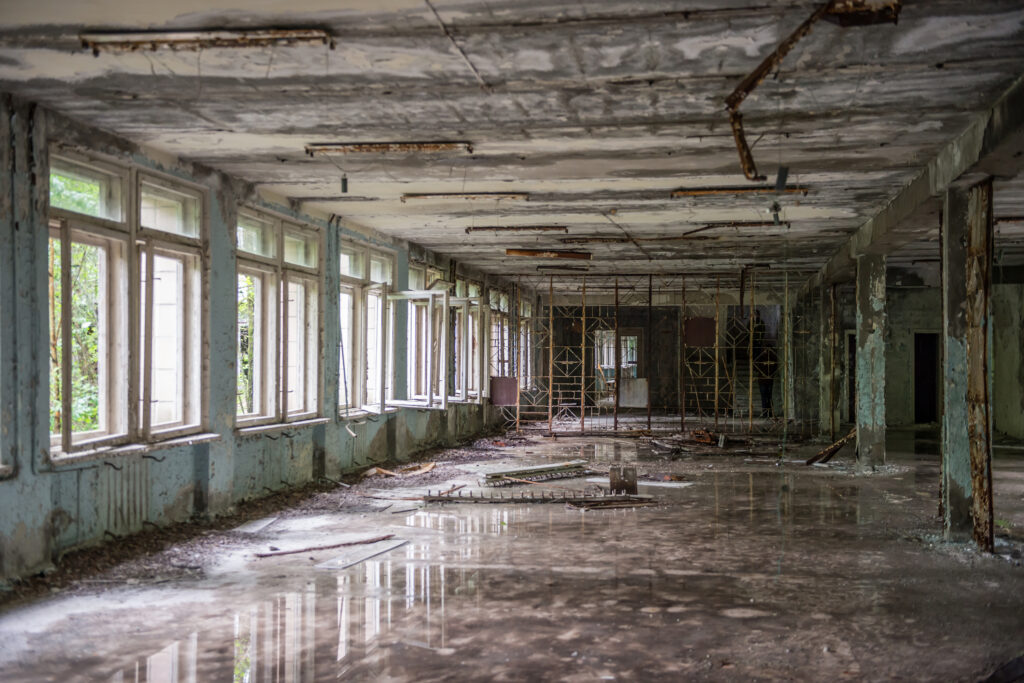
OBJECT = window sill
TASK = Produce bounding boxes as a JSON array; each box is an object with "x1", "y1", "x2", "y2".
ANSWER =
[
  {"x1": 236, "y1": 417, "x2": 330, "y2": 437},
  {"x1": 49, "y1": 432, "x2": 222, "y2": 469}
]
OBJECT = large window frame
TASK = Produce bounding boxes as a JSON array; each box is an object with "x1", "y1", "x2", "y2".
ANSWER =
[
  {"x1": 47, "y1": 153, "x2": 208, "y2": 456},
  {"x1": 338, "y1": 244, "x2": 397, "y2": 415},
  {"x1": 235, "y1": 208, "x2": 322, "y2": 427},
  {"x1": 390, "y1": 287, "x2": 450, "y2": 410}
]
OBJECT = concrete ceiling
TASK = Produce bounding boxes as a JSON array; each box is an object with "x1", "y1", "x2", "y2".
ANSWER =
[{"x1": 1, "y1": 0, "x2": 1023, "y2": 289}]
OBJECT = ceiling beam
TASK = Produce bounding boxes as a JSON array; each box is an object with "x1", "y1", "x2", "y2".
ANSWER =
[{"x1": 807, "y1": 71, "x2": 1024, "y2": 291}]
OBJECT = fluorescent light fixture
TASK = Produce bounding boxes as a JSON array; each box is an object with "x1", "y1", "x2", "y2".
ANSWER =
[
  {"x1": 465, "y1": 225, "x2": 567, "y2": 234},
  {"x1": 506, "y1": 249, "x2": 591, "y2": 260},
  {"x1": 402, "y1": 192, "x2": 529, "y2": 202},
  {"x1": 81, "y1": 29, "x2": 332, "y2": 52},
  {"x1": 305, "y1": 141, "x2": 474, "y2": 155},
  {"x1": 671, "y1": 186, "x2": 809, "y2": 197}
]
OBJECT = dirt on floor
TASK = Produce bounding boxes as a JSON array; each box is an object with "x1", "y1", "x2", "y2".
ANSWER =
[{"x1": 0, "y1": 434, "x2": 533, "y2": 611}]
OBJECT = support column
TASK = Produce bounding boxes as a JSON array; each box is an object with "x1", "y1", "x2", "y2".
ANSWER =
[
  {"x1": 855, "y1": 252, "x2": 886, "y2": 471},
  {"x1": 941, "y1": 176, "x2": 994, "y2": 550},
  {"x1": 817, "y1": 284, "x2": 838, "y2": 438}
]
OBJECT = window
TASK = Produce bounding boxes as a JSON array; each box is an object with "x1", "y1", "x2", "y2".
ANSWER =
[
  {"x1": 235, "y1": 210, "x2": 321, "y2": 425},
  {"x1": 338, "y1": 286, "x2": 357, "y2": 410},
  {"x1": 338, "y1": 245, "x2": 395, "y2": 413},
  {"x1": 449, "y1": 296, "x2": 485, "y2": 403},
  {"x1": 595, "y1": 329, "x2": 641, "y2": 380},
  {"x1": 138, "y1": 176, "x2": 204, "y2": 436},
  {"x1": 490, "y1": 289, "x2": 510, "y2": 378},
  {"x1": 408, "y1": 265, "x2": 425, "y2": 290},
  {"x1": 47, "y1": 161, "x2": 205, "y2": 454},
  {"x1": 50, "y1": 156, "x2": 123, "y2": 222},
  {"x1": 519, "y1": 300, "x2": 533, "y2": 390},
  {"x1": 393, "y1": 289, "x2": 448, "y2": 409},
  {"x1": 48, "y1": 219, "x2": 129, "y2": 451},
  {"x1": 141, "y1": 181, "x2": 200, "y2": 238}
]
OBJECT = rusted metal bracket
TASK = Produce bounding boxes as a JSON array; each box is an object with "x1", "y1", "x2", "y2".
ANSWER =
[
  {"x1": 729, "y1": 111, "x2": 765, "y2": 181},
  {"x1": 724, "y1": 1, "x2": 900, "y2": 180}
]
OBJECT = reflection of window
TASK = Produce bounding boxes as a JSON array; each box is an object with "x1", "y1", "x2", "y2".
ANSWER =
[{"x1": 235, "y1": 210, "x2": 321, "y2": 425}]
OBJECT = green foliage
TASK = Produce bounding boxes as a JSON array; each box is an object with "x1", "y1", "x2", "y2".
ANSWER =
[
  {"x1": 50, "y1": 172, "x2": 102, "y2": 216},
  {"x1": 237, "y1": 275, "x2": 257, "y2": 414},
  {"x1": 47, "y1": 224, "x2": 103, "y2": 436}
]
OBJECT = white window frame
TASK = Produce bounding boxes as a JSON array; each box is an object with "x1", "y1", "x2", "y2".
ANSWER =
[
  {"x1": 338, "y1": 244, "x2": 397, "y2": 416},
  {"x1": 47, "y1": 215, "x2": 130, "y2": 454},
  {"x1": 388, "y1": 288, "x2": 449, "y2": 410},
  {"x1": 46, "y1": 155, "x2": 209, "y2": 456},
  {"x1": 235, "y1": 208, "x2": 322, "y2": 427},
  {"x1": 448, "y1": 296, "x2": 486, "y2": 404},
  {"x1": 137, "y1": 173, "x2": 205, "y2": 440}
]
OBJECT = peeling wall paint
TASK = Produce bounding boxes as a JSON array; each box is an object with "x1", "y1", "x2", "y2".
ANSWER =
[{"x1": 855, "y1": 253, "x2": 887, "y2": 471}]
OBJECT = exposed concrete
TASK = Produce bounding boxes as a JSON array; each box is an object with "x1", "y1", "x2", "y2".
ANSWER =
[
  {"x1": 813, "y1": 70, "x2": 1024, "y2": 288},
  {"x1": 941, "y1": 176, "x2": 995, "y2": 549},
  {"x1": 0, "y1": 96, "x2": 53, "y2": 581},
  {"x1": 855, "y1": 253, "x2": 887, "y2": 471},
  {"x1": 0, "y1": 3, "x2": 1020, "y2": 288},
  {"x1": 993, "y1": 283, "x2": 1024, "y2": 439}
]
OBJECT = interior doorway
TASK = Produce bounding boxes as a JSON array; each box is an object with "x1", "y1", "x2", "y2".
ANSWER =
[{"x1": 914, "y1": 332, "x2": 940, "y2": 424}]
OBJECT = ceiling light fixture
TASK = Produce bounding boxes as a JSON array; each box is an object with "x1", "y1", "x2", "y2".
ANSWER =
[
  {"x1": 506, "y1": 249, "x2": 592, "y2": 260},
  {"x1": 402, "y1": 192, "x2": 529, "y2": 202},
  {"x1": 80, "y1": 29, "x2": 332, "y2": 53},
  {"x1": 465, "y1": 225, "x2": 568, "y2": 234},
  {"x1": 304, "y1": 141, "x2": 474, "y2": 156},
  {"x1": 671, "y1": 185, "x2": 809, "y2": 197}
]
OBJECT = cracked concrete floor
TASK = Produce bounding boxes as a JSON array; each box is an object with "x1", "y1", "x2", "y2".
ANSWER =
[{"x1": 1, "y1": 435, "x2": 1022, "y2": 681}]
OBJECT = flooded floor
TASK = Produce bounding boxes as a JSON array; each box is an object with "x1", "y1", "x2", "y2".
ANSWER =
[{"x1": 2, "y1": 434, "x2": 1023, "y2": 681}]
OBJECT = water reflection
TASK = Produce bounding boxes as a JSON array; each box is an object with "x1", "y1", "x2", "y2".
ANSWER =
[{"x1": 98, "y1": 471, "x2": 872, "y2": 682}]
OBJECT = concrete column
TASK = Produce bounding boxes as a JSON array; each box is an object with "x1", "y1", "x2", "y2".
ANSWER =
[
  {"x1": 941, "y1": 175, "x2": 994, "y2": 550},
  {"x1": 817, "y1": 285, "x2": 839, "y2": 438},
  {"x1": 0, "y1": 96, "x2": 54, "y2": 578},
  {"x1": 855, "y1": 252, "x2": 886, "y2": 470}
]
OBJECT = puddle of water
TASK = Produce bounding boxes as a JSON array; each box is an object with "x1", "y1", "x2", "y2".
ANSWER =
[{"x1": 3, "y1": 461, "x2": 1023, "y2": 682}]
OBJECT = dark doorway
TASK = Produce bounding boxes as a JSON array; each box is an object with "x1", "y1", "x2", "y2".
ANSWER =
[
  {"x1": 847, "y1": 333, "x2": 856, "y2": 422},
  {"x1": 914, "y1": 333, "x2": 940, "y2": 424}
]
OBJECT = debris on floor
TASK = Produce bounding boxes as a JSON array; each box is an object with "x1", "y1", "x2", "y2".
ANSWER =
[
  {"x1": 806, "y1": 428, "x2": 857, "y2": 466},
  {"x1": 609, "y1": 465, "x2": 638, "y2": 494},
  {"x1": 362, "y1": 462, "x2": 437, "y2": 478},
  {"x1": 315, "y1": 539, "x2": 409, "y2": 570},
  {"x1": 420, "y1": 489, "x2": 657, "y2": 507},
  {"x1": 482, "y1": 459, "x2": 589, "y2": 486},
  {"x1": 255, "y1": 534, "x2": 396, "y2": 558}
]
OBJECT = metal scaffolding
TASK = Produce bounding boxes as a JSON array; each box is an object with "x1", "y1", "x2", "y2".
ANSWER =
[{"x1": 497, "y1": 273, "x2": 819, "y2": 437}]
